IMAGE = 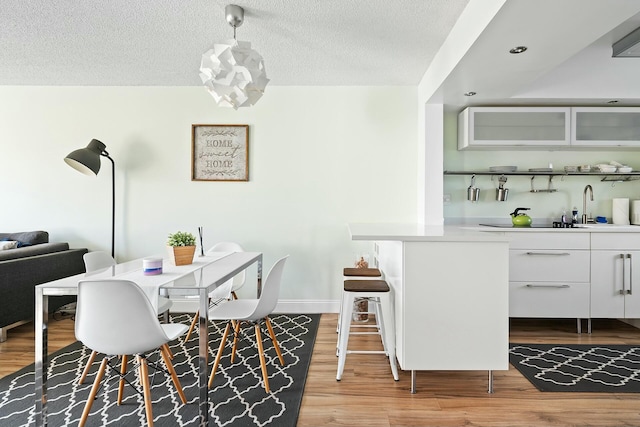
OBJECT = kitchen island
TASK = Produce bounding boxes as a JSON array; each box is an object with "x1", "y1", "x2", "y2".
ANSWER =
[{"x1": 348, "y1": 223, "x2": 510, "y2": 393}]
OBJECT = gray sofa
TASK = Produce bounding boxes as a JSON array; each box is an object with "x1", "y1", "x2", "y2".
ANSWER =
[{"x1": 0, "y1": 231, "x2": 87, "y2": 341}]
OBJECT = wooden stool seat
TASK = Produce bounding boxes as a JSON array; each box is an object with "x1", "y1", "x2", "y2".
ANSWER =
[
  {"x1": 344, "y1": 279, "x2": 389, "y2": 293},
  {"x1": 343, "y1": 267, "x2": 382, "y2": 277}
]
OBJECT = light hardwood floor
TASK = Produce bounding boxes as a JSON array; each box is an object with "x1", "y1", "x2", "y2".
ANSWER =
[{"x1": 2, "y1": 314, "x2": 640, "y2": 426}]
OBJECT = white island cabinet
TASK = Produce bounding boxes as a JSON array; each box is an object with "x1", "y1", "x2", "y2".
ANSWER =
[{"x1": 348, "y1": 224, "x2": 509, "y2": 393}]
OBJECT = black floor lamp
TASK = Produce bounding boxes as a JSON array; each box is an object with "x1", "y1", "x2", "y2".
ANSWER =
[{"x1": 64, "y1": 139, "x2": 115, "y2": 259}]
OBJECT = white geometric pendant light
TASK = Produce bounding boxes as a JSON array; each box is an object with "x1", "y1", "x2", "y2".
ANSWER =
[{"x1": 199, "y1": 4, "x2": 269, "y2": 109}]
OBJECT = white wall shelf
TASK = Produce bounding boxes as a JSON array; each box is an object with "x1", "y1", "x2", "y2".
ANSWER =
[{"x1": 444, "y1": 170, "x2": 640, "y2": 182}]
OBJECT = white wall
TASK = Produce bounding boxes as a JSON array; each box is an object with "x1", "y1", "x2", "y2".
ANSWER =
[
  {"x1": 0, "y1": 86, "x2": 418, "y2": 310},
  {"x1": 443, "y1": 111, "x2": 640, "y2": 223}
]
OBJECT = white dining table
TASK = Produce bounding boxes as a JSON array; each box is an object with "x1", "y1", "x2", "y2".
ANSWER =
[{"x1": 34, "y1": 251, "x2": 263, "y2": 427}]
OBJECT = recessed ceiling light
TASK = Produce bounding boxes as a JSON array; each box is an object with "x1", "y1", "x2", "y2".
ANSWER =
[
  {"x1": 464, "y1": 91, "x2": 476, "y2": 97},
  {"x1": 509, "y1": 46, "x2": 528, "y2": 54},
  {"x1": 607, "y1": 100, "x2": 619, "y2": 104}
]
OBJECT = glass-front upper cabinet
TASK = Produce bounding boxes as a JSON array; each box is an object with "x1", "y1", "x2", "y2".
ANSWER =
[
  {"x1": 572, "y1": 107, "x2": 640, "y2": 147},
  {"x1": 458, "y1": 107, "x2": 571, "y2": 150}
]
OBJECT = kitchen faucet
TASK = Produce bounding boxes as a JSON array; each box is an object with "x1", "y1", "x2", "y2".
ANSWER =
[{"x1": 582, "y1": 185, "x2": 594, "y2": 224}]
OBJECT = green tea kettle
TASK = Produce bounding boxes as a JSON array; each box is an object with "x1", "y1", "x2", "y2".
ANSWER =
[{"x1": 510, "y1": 207, "x2": 532, "y2": 227}]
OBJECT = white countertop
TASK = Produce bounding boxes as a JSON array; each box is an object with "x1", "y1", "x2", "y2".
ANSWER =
[
  {"x1": 463, "y1": 224, "x2": 640, "y2": 233},
  {"x1": 348, "y1": 222, "x2": 640, "y2": 242},
  {"x1": 348, "y1": 223, "x2": 509, "y2": 242}
]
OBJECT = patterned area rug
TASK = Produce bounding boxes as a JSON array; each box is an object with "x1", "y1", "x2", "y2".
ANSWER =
[
  {"x1": 510, "y1": 343, "x2": 640, "y2": 392},
  {"x1": 0, "y1": 313, "x2": 319, "y2": 426}
]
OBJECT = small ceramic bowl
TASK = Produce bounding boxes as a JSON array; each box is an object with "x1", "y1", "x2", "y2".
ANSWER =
[
  {"x1": 579, "y1": 165, "x2": 591, "y2": 172},
  {"x1": 564, "y1": 166, "x2": 577, "y2": 173},
  {"x1": 618, "y1": 166, "x2": 633, "y2": 173}
]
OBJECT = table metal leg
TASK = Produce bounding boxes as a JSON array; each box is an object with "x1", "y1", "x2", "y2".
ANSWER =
[
  {"x1": 35, "y1": 290, "x2": 49, "y2": 426},
  {"x1": 488, "y1": 370, "x2": 494, "y2": 393},
  {"x1": 197, "y1": 290, "x2": 209, "y2": 426},
  {"x1": 410, "y1": 370, "x2": 417, "y2": 394},
  {"x1": 257, "y1": 256, "x2": 263, "y2": 297}
]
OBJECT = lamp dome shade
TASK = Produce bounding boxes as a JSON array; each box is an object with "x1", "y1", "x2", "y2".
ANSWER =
[{"x1": 64, "y1": 139, "x2": 106, "y2": 176}]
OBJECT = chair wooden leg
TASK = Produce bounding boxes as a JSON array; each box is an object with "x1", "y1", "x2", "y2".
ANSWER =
[
  {"x1": 137, "y1": 355, "x2": 154, "y2": 427},
  {"x1": 231, "y1": 291, "x2": 238, "y2": 300},
  {"x1": 209, "y1": 322, "x2": 231, "y2": 388},
  {"x1": 160, "y1": 345, "x2": 187, "y2": 404},
  {"x1": 78, "y1": 350, "x2": 97, "y2": 385},
  {"x1": 79, "y1": 357, "x2": 107, "y2": 427},
  {"x1": 117, "y1": 354, "x2": 128, "y2": 405},
  {"x1": 231, "y1": 320, "x2": 242, "y2": 363},
  {"x1": 254, "y1": 323, "x2": 270, "y2": 393},
  {"x1": 162, "y1": 343, "x2": 174, "y2": 360},
  {"x1": 185, "y1": 310, "x2": 199, "y2": 342},
  {"x1": 265, "y1": 317, "x2": 285, "y2": 366}
]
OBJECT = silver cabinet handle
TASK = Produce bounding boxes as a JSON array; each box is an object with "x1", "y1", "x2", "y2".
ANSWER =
[
  {"x1": 619, "y1": 254, "x2": 626, "y2": 295},
  {"x1": 627, "y1": 253, "x2": 633, "y2": 295},
  {"x1": 525, "y1": 252, "x2": 570, "y2": 256},
  {"x1": 525, "y1": 284, "x2": 570, "y2": 288}
]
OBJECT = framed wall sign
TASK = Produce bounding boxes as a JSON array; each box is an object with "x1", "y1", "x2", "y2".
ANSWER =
[{"x1": 191, "y1": 124, "x2": 249, "y2": 181}]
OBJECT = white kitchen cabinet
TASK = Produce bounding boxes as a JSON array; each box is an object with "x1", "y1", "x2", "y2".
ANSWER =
[
  {"x1": 591, "y1": 251, "x2": 640, "y2": 318},
  {"x1": 504, "y1": 232, "x2": 590, "y2": 319},
  {"x1": 571, "y1": 107, "x2": 640, "y2": 147},
  {"x1": 591, "y1": 233, "x2": 640, "y2": 318},
  {"x1": 458, "y1": 107, "x2": 571, "y2": 150}
]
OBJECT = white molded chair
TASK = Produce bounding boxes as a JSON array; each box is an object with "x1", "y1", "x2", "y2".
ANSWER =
[
  {"x1": 78, "y1": 251, "x2": 174, "y2": 385},
  {"x1": 207, "y1": 255, "x2": 288, "y2": 393},
  {"x1": 75, "y1": 279, "x2": 188, "y2": 427},
  {"x1": 82, "y1": 251, "x2": 116, "y2": 273},
  {"x1": 184, "y1": 242, "x2": 246, "y2": 341},
  {"x1": 83, "y1": 251, "x2": 173, "y2": 314}
]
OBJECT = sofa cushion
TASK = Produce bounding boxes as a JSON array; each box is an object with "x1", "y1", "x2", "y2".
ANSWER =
[
  {"x1": 0, "y1": 242, "x2": 69, "y2": 261},
  {"x1": 0, "y1": 231, "x2": 49, "y2": 246},
  {"x1": 0, "y1": 241, "x2": 18, "y2": 250}
]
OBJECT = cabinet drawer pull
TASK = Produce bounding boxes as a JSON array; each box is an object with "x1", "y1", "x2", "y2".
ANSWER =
[
  {"x1": 525, "y1": 252, "x2": 571, "y2": 256},
  {"x1": 525, "y1": 284, "x2": 570, "y2": 288},
  {"x1": 619, "y1": 253, "x2": 629, "y2": 295},
  {"x1": 627, "y1": 253, "x2": 633, "y2": 295}
]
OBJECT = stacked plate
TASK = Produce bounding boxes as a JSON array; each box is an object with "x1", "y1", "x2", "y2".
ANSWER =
[{"x1": 489, "y1": 166, "x2": 517, "y2": 172}]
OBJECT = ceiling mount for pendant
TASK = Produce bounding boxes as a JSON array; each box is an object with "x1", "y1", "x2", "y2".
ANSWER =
[{"x1": 225, "y1": 4, "x2": 244, "y2": 31}]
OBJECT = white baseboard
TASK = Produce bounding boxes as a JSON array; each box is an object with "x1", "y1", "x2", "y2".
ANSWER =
[{"x1": 169, "y1": 298, "x2": 340, "y2": 314}]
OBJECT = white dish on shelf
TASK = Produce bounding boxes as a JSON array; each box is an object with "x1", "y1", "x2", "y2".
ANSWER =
[
  {"x1": 597, "y1": 165, "x2": 617, "y2": 173},
  {"x1": 617, "y1": 166, "x2": 633, "y2": 173},
  {"x1": 564, "y1": 166, "x2": 578, "y2": 172},
  {"x1": 489, "y1": 166, "x2": 517, "y2": 172}
]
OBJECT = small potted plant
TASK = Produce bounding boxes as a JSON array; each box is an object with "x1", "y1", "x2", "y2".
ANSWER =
[{"x1": 167, "y1": 231, "x2": 196, "y2": 265}]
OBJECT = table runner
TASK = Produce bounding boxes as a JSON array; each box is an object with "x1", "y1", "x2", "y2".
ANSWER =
[{"x1": 95, "y1": 252, "x2": 233, "y2": 310}]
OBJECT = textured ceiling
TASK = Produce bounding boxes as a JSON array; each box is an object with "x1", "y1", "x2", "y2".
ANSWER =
[{"x1": 0, "y1": 0, "x2": 469, "y2": 86}]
